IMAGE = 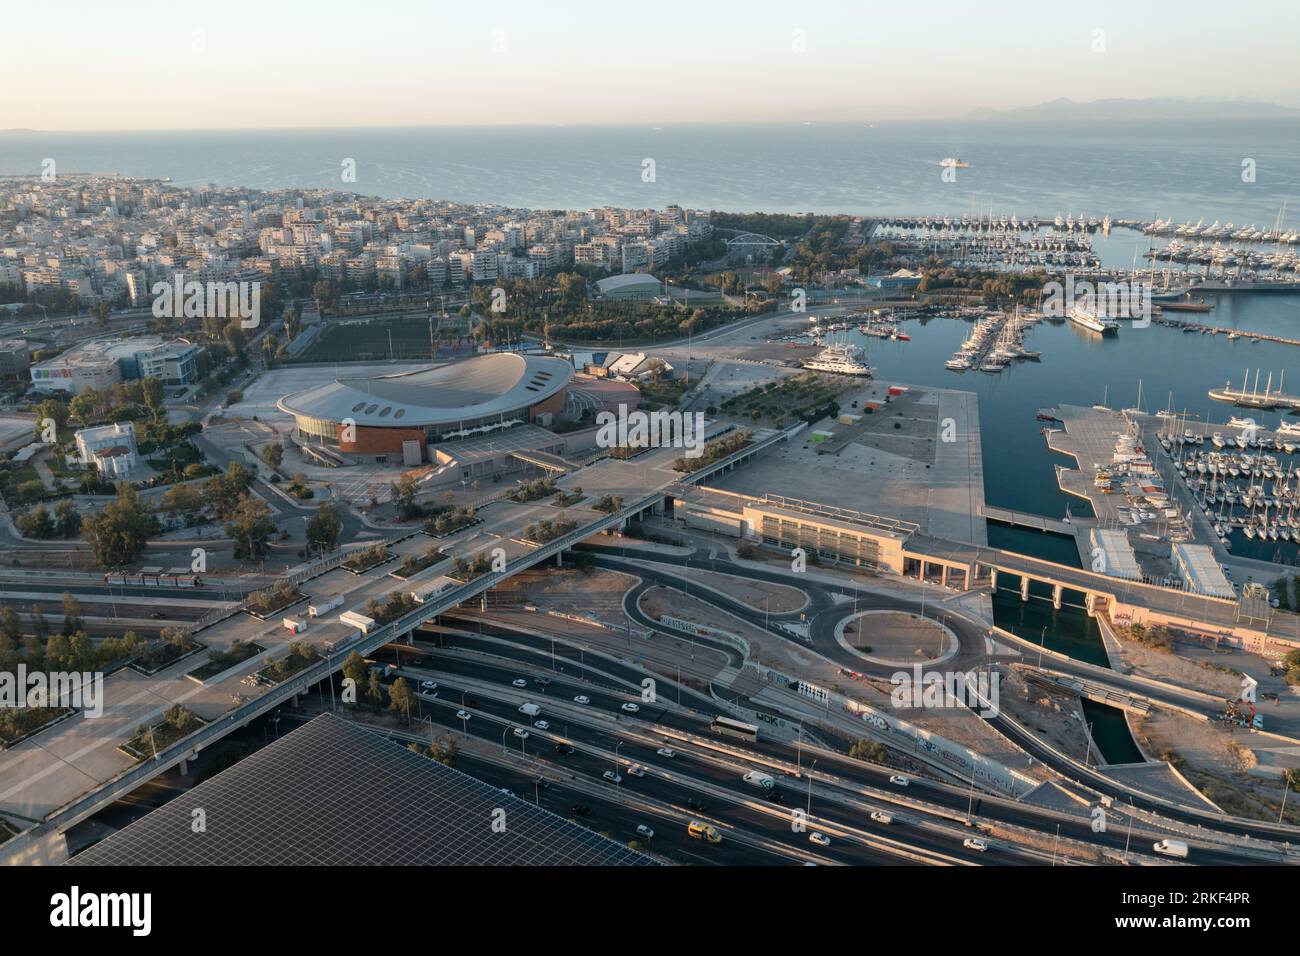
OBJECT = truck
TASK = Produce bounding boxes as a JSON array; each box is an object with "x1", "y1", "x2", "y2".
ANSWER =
[
  {"x1": 282, "y1": 617, "x2": 306, "y2": 634},
  {"x1": 308, "y1": 595, "x2": 344, "y2": 617},
  {"x1": 518, "y1": 702, "x2": 541, "y2": 718},
  {"x1": 339, "y1": 610, "x2": 377, "y2": 634},
  {"x1": 410, "y1": 576, "x2": 458, "y2": 605},
  {"x1": 1152, "y1": 839, "x2": 1189, "y2": 859},
  {"x1": 742, "y1": 771, "x2": 775, "y2": 791}
]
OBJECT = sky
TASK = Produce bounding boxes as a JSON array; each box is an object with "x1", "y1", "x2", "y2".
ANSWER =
[{"x1": 4, "y1": 0, "x2": 1298, "y2": 130}]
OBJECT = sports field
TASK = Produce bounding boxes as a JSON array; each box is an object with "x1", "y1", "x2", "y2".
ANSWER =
[{"x1": 296, "y1": 315, "x2": 473, "y2": 363}]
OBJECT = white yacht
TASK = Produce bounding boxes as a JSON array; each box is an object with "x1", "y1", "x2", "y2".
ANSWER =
[
  {"x1": 1067, "y1": 303, "x2": 1119, "y2": 336},
  {"x1": 803, "y1": 343, "x2": 873, "y2": 376}
]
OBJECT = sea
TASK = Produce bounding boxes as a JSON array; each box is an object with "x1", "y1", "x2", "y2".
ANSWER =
[{"x1": 2, "y1": 120, "x2": 1300, "y2": 225}]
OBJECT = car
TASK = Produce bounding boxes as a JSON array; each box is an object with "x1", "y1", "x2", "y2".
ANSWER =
[
  {"x1": 621, "y1": 702, "x2": 640, "y2": 713},
  {"x1": 870, "y1": 810, "x2": 893, "y2": 824},
  {"x1": 466, "y1": 698, "x2": 479, "y2": 708},
  {"x1": 627, "y1": 764, "x2": 645, "y2": 777},
  {"x1": 573, "y1": 695, "x2": 591, "y2": 705},
  {"x1": 455, "y1": 710, "x2": 471, "y2": 721},
  {"x1": 533, "y1": 720, "x2": 550, "y2": 730},
  {"x1": 571, "y1": 804, "x2": 592, "y2": 816},
  {"x1": 765, "y1": 790, "x2": 785, "y2": 804},
  {"x1": 656, "y1": 747, "x2": 677, "y2": 758},
  {"x1": 554, "y1": 743, "x2": 575, "y2": 755},
  {"x1": 636, "y1": 824, "x2": 655, "y2": 839},
  {"x1": 511, "y1": 678, "x2": 528, "y2": 688},
  {"x1": 420, "y1": 680, "x2": 437, "y2": 691},
  {"x1": 602, "y1": 770, "x2": 623, "y2": 784},
  {"x1": 687, "y1": 820, "x2": 722, "y2": 844},
  {"x1": 963, "y1": 838, "x2": 989, "y2": 853},
  {"x1": 512, "y1": 728, "x2": 530, "y2": 739},
  {"x1": 149, "y1": 611, "x2": 165, "y2": 619},
  {"x1": 809, "y1": 831, "x2": 831, "y2": 847},
  {"x1": 535, "y1": 677, "x2": 552, "y2": 686},
  {"x1": 685, "y1": 797, "x2": 706, "y2": 812},
  {"x1": 889, "y1": 775, "x2": 910, "y2": 787}
]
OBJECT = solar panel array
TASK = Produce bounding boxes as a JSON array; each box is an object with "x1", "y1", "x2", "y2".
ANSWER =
[{"x1": 68, "y1": 714, "x2": 656, "y2": 867}]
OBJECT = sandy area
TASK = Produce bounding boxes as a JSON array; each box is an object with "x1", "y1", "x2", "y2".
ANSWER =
[
  {"x1": 686, "y1": 568, "x2": 808, "y2": 613},
  {"x1": 844, "y1": 610, "x2": 949, "y2": 663}
]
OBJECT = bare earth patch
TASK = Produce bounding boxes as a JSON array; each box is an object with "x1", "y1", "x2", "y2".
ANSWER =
[
  {"x1": 685, "y1": 568, "x2": 808, "y2": 613},
  {"x1": 844, "y1": 611, "x2": 949, "y2": 663}
]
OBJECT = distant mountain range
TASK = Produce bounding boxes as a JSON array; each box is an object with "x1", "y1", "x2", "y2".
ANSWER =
[{"x1": 969, "y1": 97, "x2": 1300, "y2": 121}]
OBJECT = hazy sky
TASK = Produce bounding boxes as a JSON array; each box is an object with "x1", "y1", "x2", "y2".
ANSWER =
[{"x1": 5, "y1": 0, "x2": 1298, "y2": 130}]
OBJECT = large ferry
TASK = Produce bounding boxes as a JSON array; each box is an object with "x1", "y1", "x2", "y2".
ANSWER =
[
  {"x1": 1067, "y1": 303, "x2": 1119, "y2": 336},
  {"x1": 803, "y1": 342, "x2": 873, "y2": 376}
]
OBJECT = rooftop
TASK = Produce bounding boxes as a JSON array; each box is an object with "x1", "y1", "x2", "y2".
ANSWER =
[{"x1": 67, "y1": 713, "x2": 657, "y2": 867}]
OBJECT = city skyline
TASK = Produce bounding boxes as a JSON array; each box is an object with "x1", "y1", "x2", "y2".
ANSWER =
[{"x1": 5, "y1": 0, "x2": 1299, "y2": 131}]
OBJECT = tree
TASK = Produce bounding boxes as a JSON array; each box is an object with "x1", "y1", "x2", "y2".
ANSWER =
[
  {"x1": 161, "y1": 483, "x2": 204, "y2": 517},
  {"x1": 1, "y1": 607, "x2": 21, "y2": 644},
  {"x1": 366, "y1": 671, "x2": 385, "y2": 711},
  {"x1": 140, "y1": 376, "x2": 164, "y2": 418},
  {"x1": 53, "y1": 499, "x2": 81, "y2": 537},
  {"x1": 61, "y1": 591, "x2": 82, "y2": 634},
  {"x1": 29, "y1": 604, "x2": 48, "y2": 640},
  {"x1": 305, "y1": 501, "x2": 342, "y2": 554},
  {"x1": 84, "y1": 483, "x2": 158, "y2": 569},
  {"x1": 341, "y1": 650, "x2": 368, "y2": 697},
  {"x1": 225, "y1": 494, "x2": 276, "y2": 561},
  {"x1": 205, "y1": 461, "x2": 254, "y2": 518},
  {"x1": 259, "y1": 443, "x2": 283, "y2": 470},
  {"x1": 390, "y1": 472, "x2": 420, "y2": 519},
  {"x1": 388, "y1": 677, "x2": 415, "y2": 721}
]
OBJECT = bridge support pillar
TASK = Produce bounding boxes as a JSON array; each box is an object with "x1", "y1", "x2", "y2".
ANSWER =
[
  {"x1": 481, "y1": 592, "x2": 488, "y2": 611},
  {"x1": 1052, "y1": 584, "x2": 1063, "y2": 610},
  {"x1": 555, "y1": 550, "x2": 563, "y2": 568},
  {"x1": 989, "y1": 568, "x2": 998, "y2": 592},
  {"x1": 1085, "y1": 592, "x2": 1096, "y2": 616},
  {"x1": 178, "y1": 756, "x2": 190, "y2": 776},
  {"x1": 940, "y1": 565, "x2": 949, "y2": 588},
  {"x1": 1020, "y1": 577, "x2": 1030, "y2": 602}
]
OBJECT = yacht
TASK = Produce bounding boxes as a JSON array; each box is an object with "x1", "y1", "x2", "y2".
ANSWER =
[
  {"x1": 1276, "y1": 420, "x2": 1300, "y2": 436},
  {"x1": 1067, "y1": 303, "x2": 1119, "y2": 336},
  {"x1": 937, "y1": 157, "x2": 970, "y2": 169},
  {"x1": 803, "y1": 343, "x2": 873, "y2": 376}
]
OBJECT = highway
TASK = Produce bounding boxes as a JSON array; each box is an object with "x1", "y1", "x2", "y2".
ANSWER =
[{"x1": 396, "y1": 621, "x2": 1280, "y2": 865}]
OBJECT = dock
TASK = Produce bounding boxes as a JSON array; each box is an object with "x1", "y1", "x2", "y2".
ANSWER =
[
  {"x1": 1157, "y1": 316, "x2": 1300, "y2": 349},
  {"x1": 983, "y1": 506, "x2": 1082, "y2": 537}
]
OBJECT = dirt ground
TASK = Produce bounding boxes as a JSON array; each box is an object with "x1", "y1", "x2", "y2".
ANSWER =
[
  {"x1": 1129, "y1": 710, "x2": 1299, "y2": 824},
  {"x1": 1112, "y1": 637, "x2": 1243, "y2": 699},
  {"x1": 639, "y1": 585, "x2": 775, "y2": 649},
  {"x1": 844, "y1": 611, "x2": 949, "y2": 663},
  {"x1": 686, "y1": 568, "x2": 808, "y2": 613},
  {"x1": 998, "y1": 668, "x2": 1093, "y2": 765}
]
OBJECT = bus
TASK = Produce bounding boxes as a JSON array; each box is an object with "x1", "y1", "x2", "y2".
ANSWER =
[{"x1": 710, "y1": 715, "x2": 759, "y2": 743}]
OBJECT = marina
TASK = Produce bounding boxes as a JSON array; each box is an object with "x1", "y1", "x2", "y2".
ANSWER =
[{"x1": 943, "y1": 309, "x2": 1040, "y2": 372}]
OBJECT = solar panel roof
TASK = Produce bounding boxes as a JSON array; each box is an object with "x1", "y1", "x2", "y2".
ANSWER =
[{"x1": 68, "y1": 714, "x2": 657, "y2": 867}]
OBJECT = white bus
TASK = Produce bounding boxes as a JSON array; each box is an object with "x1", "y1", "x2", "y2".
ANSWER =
[{"x1": 710, "y1": 715, "x2": 759, "y2": 742}]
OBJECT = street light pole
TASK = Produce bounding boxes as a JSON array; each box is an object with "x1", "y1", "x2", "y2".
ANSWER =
[{"x1": 806, "y1": 759, "x2": 818, "y2": 816}]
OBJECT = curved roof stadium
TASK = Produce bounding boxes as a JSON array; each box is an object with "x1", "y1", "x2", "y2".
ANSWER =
[{"x1": 278, "y1": 352, "x2": 574, "y2": 430}]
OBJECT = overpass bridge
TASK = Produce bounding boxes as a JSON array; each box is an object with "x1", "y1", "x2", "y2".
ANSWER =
[
  {"x1": 904, "y1": 534, "x2": 1299, "y2": 655},
  {"x1": 0, "y1": 424, "x2": 796, "y2": 863}
]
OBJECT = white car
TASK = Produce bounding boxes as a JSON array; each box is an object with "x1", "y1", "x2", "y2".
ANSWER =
[
  {"x1": 512, "y1": 678, "x2": 528, "y2": 688},
  {"x1": 455, "y1": 710, "x2": 471, "y2": 721},
  {"x1": 627, "y1": 764, "x2": 645, "y2": 778},
  {"x1": 963, "y1": 838, "x2": 989, "y2": 853},
  {"x1": 636, "y1": 824, "x2": 655, "y2": 839},
  {"x1": 889, "y1": 775, "x2": 910, "y2": 787},
  {"x1": 809, "y1": 831, "x2": 831, "y2": 847},
  {"x1": 420, "y1": 680, "x2": 437, "y2": 691},
  {"x1": 533, "y1": 720, "x2": 550, "y2": 730},
  {"x1": 621, "y1": 702, "x2": 640, "y2": 713},
  {"x1": 512, "y1": 728, "x2": 530, "y2": 739},
  {"x1": 603, "y1": 770, "x2": 623, "y2": 784},
  {"x1": 573, "y1": 695, "x2": 591, "y2": 705},
  {"x1": 870, "y1": 810, "x2": 893, "y2": 825},
  {"x1": 656, "y1": 747, "x2": 677, "y2": 758}
]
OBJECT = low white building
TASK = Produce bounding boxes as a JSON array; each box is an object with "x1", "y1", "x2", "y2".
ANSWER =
[{"x1": 74, "y1": 421, "x2": 140, "y2": 478}]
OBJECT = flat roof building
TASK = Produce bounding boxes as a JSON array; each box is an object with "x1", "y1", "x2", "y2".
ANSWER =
[
  {"x1": 1171, "y1": 542, "x2": 1235, "y2": 599},
  {"x1": 29, "y1": 335, "x2": 203, "y2": 394},
  {"x1": 1089, "y1": 527, "x2": 1141, "y2": 581}
]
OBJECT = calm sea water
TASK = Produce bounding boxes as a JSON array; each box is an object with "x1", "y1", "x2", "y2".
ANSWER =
[{"x1": 3, "y1": 122, "x2": 1300, "y2": 225}]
